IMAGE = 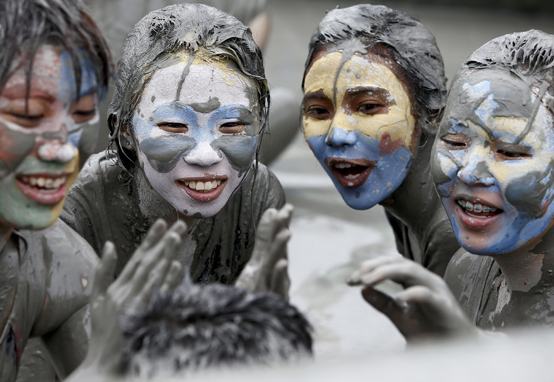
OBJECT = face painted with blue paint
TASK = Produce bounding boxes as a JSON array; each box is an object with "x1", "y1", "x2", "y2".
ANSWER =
[
  {"x1": 132, "y1": 51, "x2": 259, "y2": 218},
  {"x1": 302, "y1": 50, "x2": 417, "y2": 210},
  {"x1": 432, "y1": 70, "x2": 554, "y2": 255},
  {"x1": 0, "y1": 44, "x2": 100, "y2": 229}
]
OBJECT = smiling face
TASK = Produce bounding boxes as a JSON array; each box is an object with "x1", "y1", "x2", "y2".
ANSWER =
[
  {"x1": 0, "y1": 44, "x2": 99, "y2": 229},
  {"x1": 432, "y1": 70, "x2": 554, "y2": 255},
  {"x1": 302, "y1": 49, "x2": 417, "y2": 210},
  {"x1": 132, "y1": 51, "x2": 259, "y2": 218}
]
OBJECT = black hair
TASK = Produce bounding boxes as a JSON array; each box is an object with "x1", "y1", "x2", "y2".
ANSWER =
[
  {"x1": 303, "y1": 4, "x2": 447, "y2": 135},
  {"x1": 108, "y1": 3, "x2": 269, "y2": 171},
  {"x1": 119, "y1": 280, "x2": 312, "y2": 377},
  {"x1": 0, "y1": 0, "x2": 111, "y2": 101}
]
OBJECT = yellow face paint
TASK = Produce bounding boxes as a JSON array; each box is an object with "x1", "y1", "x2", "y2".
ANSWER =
[{"x1": 303, "y1": 52, "x2": 416, "y2": 150}]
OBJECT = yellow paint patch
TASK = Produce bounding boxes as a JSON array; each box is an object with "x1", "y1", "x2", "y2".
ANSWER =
[
  {"x1": 303, "y1": 52, "x2": 416, "y2": 149},
  {"x1": 49, "y1": 148, "x2": 79, "y2": 225}
]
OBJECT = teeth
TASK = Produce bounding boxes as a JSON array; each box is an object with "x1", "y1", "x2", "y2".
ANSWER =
[
  {"x1": 45, "y1": 178, "x2": 54, "y2": 188},
  {"x1": 37, "y1": 178, "x2": 45, "y2": 187},
  {"x1": 458, "y1": 199, "x2": 498, "y2": 214},
  {"x1": 21, "y1": 175, "x2": 65, "y2": 189},
  {"x1": 30, "y1": 177, "x2": 37, "y2": 186},
  {"x1": 186, "y1": 180, "x2": 222, "y2": 191},
  {"x1": 483, "y1": 206, "x2": 490, "y2": 213},
  {"x1": 335, "y1": 163, "x2": 352, "y2": 169},
  {"x1": 458, "y1": 200, "x2": 466, "y2": 207},
  {"x1": 473, "y1": 203, "x2": 482, "y2": 213},
  {"x1": 491, "y1": 207, "x2": 497, "y2": 212},
  {"x1": 345, "y1": 174, "x2": 360, "y2": 180},
  {"x1": 466, "y1": 202, "x2": 473, "y2": 212}
]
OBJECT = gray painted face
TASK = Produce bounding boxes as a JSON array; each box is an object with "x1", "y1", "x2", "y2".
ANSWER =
[
  {"x1": 0, "y1": 128, "x2": 37, "y2": 179},
  {"x1": 189, "y1": 97, "x2": 221, "y2": 114},
  {"x1": 139, "y1": 135, "x2": 197, "y2": 173}
]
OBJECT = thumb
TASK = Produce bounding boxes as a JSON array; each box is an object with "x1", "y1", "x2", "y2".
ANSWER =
[{"x1": 92, "y1": 241, "x2": 117, "y2": 301}]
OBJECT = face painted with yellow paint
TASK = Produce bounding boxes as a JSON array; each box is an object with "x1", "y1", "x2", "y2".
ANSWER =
[
  {"x1": 0, "y1": 44, "x2": 98, "y2": 230},
  {"x1": 432, "y1": 70, "x2": 554, "y2": 255},
  {"x1": 131, "y1": 50, "x2": 259, "y2": 218},
  {"x1": 302, "y1": 49, "x2": 417, "y2": 210}
]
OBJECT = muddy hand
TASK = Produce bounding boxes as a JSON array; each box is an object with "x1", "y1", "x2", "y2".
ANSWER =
[
  {"x1": 235, "y1": 203, "x2": 293, "y2": 300},
  {"x1": 86, "y1": 219, "x2": 187, "y2": 375},
  {"x1": 347, "y1": 254, "x2": 478, "y2": 342}
]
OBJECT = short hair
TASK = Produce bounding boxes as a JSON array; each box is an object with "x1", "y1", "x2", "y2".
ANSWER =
[
  {"x1": 303, "y1": 4, "x2": 447, "y2": 135},
  {"x1": 459, "y1": 30, "x2": 554, "y2": 100},
  {"x1": 108, "y1": 3, "x2": 270, "y2": 171},
  {"x1": 0, "y1": 0, "x2": 111, "y2": 99},
  {"x1": 119, "y1": 280, "x2": 313, "y2": 377}
]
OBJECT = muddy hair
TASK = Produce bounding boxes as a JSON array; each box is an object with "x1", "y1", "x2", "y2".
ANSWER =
[
  {"x1": 459, "y1": 30, "x2": 554, "y2": 110},
  {"x1": 119, "y1": 278, "x2": 312, "y2": 377},
  {"x1": 302, "y1": 4, "x2": 447, "y2": 136},
  {"x1": 0, "y1": 0, "x2": 111, "y2": 101},
  {"x1": 108, "y1": 3, "x2": 269, "y2": 171}
]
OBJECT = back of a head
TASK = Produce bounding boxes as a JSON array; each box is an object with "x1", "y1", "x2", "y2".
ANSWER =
[
  {"x1": 108, "y1": 3, "x2": 269, "y2": 171},
  {"x1": 119, "y1": 281, "x2": 313, "y2": 378},
  {"x1": 303, "y1": 4, "x2": 446, "y2": 135},
  {"x1": 0, "y1": 0, "x2": 111, "y2": 97}
]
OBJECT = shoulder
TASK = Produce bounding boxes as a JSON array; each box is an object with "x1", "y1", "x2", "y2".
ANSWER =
[
  {"x1": 29, "y1": 219, "x2": 99, "y2": 335},
  {"x1": 249, "y1": 162, "x2": 286, "y2": 209},
  {"x1": 444, "y1": 248, "x2": 495, "y2": 301}
]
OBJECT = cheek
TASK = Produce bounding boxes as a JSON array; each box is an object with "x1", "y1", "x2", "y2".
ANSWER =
[
  {"x1": 211, "y1": 136, "x2": 257, "y2": 172},
  {"x1": 431, "y1": 148, "x2": 461, "y2": 196},
  {"x1": 303, "y1": 115, "x2": 331, "y2": 138},
  {"x1": 0, "y1": 126, "x2": 37, "y2": 178}
]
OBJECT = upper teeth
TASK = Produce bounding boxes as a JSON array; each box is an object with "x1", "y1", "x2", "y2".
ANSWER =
[
  {"x1": 184, "y1": 180, "x2": 221, "y2": 191},
  {"x1": 457, "y1": 199, "x2": 497, "y2": 213},
  {"x1": 335, "y1": 163, "x2": 352, "y2": 169},
  {"x1": 20, "y1": 176, "x2": 65, "y2": 190}
]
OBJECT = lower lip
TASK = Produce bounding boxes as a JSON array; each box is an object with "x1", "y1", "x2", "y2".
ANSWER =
[
  {"x1": 15, "y1": 178, "x2": 67, "y2": 205},
  {"x1": 179, "y1": 180, "x2": 227, "y2": 202},
  {"x1": 456, "y1": 205, "x2": 502, "y2": 230},
  {"x1": 329, "y1": 166, "x2": 373, "y2": 188}
]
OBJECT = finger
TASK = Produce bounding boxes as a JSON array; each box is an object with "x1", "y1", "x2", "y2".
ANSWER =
[
  {"x1": 362, "y1": 286, "x2": 407, "y2": 320},
  {"x1": 276, "y1": 203, "x2": 294, "y2": 228},
  {"x1": 168, "y1": 219, "x2": 188, "y2": 238},
  {"x1": 347, "y1": 255, "x2": 403, "y2": 285},
  {"x1": 359, "y1": 261, "x2": 443, "y2": 290},
  {"x1": 134, "y1": 258, "x2": 170, "y2": 306},
  {"x1": 132, "y1": 232, "x2": 182, "y2": 292},
  {"x1": 250, "y1": 208, "x2": 279, "y2": 262},
  {"x1": 159, "y1": 261, "x2": 183, "y2": 296},
  {"x1": 118, "y1": 219, "x2": 167, "y2": 283},
  {"x1": 92, "y1": 241, "x2": 117, "y2": 300},
  {"x1": 270, "y1": 259, "x2": 290, "y2": 301},
  {"x1": 265, "y1": 229, "x2": 290, "y2": 273}
]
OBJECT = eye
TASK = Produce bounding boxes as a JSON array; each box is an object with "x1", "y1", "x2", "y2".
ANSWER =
[
  {"x1": 219, "y1": 122, "x2": 245, "y2": 134},
  {"x1": 158, "y1": 122, "x2": 188, "y2": 134},
  {"x1": 495, "y1": 149, "x2": 532, "y2": 160},
  {"x1": 441, "y1": 134, "x2": 469, "y2": 150},
  {"x1": 0, "y1": 99, "x2": 47, "y2": 128},
  {"x1": 305, "y1": 105, "x2": 331, "y2": 119},
  {"x1": 70, "y1": 94, "x2": 98, "y2": 124},
  {"x1": 356, "y1": 103, "x2": 387, "y2": 115}
]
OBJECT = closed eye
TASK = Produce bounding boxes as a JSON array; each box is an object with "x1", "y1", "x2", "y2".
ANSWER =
[
  {"x1": 441, "y1": 133, "x2": 469, "y2": 150},
  {"x1": 158, "y1": 122, "x2": 188, "y2": 133},
  {"x1": 219, "y1": 122, "x2": 245, "y2": 134}
]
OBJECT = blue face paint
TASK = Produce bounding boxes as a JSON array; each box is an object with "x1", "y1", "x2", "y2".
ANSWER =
[
  {"x1": 308, "y1": 127, "x2": 413, "y2": 210},
  {"x1": 432, "y1": 73, "x2": 554, "y2": 255}
]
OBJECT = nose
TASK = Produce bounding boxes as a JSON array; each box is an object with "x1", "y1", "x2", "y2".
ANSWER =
[
  {"x1": 184, "y1": 141, "x2": 223, "y2": 167},
  {"x1": 37, "y1": 139, "x2": 76, "y2": 163},
  {"x1": 457, "y1": 146, "x2": 495, "y2": 186},
  {"x1": 325, "y1": 125, "x2": 356, "y2": 147}
]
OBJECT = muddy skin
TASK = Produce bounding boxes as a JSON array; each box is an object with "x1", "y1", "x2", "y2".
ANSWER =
[
  {"x1": 442, "y1": 30, "x2": 554, "y2": 331},
  {"x1": 303, "y1": 4, "x2": 455, "y2": 276},
  {"x1": 139, "y1": 135, "x2": 197, "y2": 173}
]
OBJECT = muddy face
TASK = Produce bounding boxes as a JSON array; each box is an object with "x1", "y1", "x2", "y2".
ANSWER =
[
  {"x1": 432, "y1": 70, "x2": 554, "y2": 255},
  {"x1": 0, "y1": 44, "x2": 99, "y2": 229},
  {"x1": 132, "y1": 50, "x2": 259, "y2": 218},
  {"x1": 302, "y1": 50, "x2": 417, "y2": 210}
]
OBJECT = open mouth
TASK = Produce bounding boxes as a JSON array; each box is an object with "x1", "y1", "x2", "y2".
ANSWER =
[
  {"x1": 15, "y1": 173, "x2": 69, "y2": 205},
  {"x1": 325, "y1": 158, "x2": 376, "y2": 188},
  {"x1": 177, "y1": 175, "x2": 227, "y2": 202},
  {"x1": 455, "y1": 197, "x2": 503, "y2": 229}
]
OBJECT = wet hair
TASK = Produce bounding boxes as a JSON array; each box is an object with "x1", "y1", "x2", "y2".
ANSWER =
[
  {"x1": 459, "y1": 30, "x2": 554, "y2": 104},
  {"x1": 119, "y1": 279, "x2": 313, "y2": 377},
  {"x1": 0, "y1": 0, "x2": 111, "y2": 100},
  {"x1": 108, "y1": 3, "x2": 269, "y2": 171},
  {"x1": 303, "y1": 4, "x2": 447, "y2": 135}
]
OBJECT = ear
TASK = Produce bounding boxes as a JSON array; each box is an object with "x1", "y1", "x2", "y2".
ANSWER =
[{"x1": 120, "y1": 123, "x2": 136, "y2": 151}]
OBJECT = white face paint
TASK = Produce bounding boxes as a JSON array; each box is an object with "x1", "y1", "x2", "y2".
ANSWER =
[{"x1": 132, "y1": 52, "x2": 259, "y2": 218}]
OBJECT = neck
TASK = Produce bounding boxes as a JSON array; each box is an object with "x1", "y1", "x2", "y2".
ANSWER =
[
  {"x1": 381, "y1": 133, "x2": 440, "y2": 232},
  {"x1": 133, "y1": 168, "x2": 196, "y2": 228}
]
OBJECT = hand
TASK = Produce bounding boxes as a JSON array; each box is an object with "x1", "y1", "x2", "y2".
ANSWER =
[
  {"x1": 347, "y1": 254, "x2": 479, "y2": 343},
  {"x1": 85, "y1": 219, "x2": 187, "y2": 375},
  {"x1": 235, "y1": 204, "x2": 293, "y2": 300}
]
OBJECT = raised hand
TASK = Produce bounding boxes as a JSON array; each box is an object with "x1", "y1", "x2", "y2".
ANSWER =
[
  {"x1": 235, "y1": 204, "x2": 293, "y2": 300},
  {"x1": 78, "y1": 219, "x2": 187, "y2": 377},
  {"x1": 347, "y1": 254, "x2": 479, "y2": 342}
]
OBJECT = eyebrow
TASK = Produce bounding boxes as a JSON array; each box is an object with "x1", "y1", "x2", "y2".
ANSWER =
[
  {"x1": 303, "y1": 89, "x2": 328, "y2": 100},
  {"x1": 344, "y1": 86, "x2": 390, "y2": 96}
]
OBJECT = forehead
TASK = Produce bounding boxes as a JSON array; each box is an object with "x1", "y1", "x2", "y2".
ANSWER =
[
  {"x1": 144, "y1": 52, "x2": 254, "y2": 106},
  {"x1": 304, "y1": 51, "x2": 407, "y2": 98},
  {"x1": 3, "y1": 44, "x2": 97, "y2": 99}
]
